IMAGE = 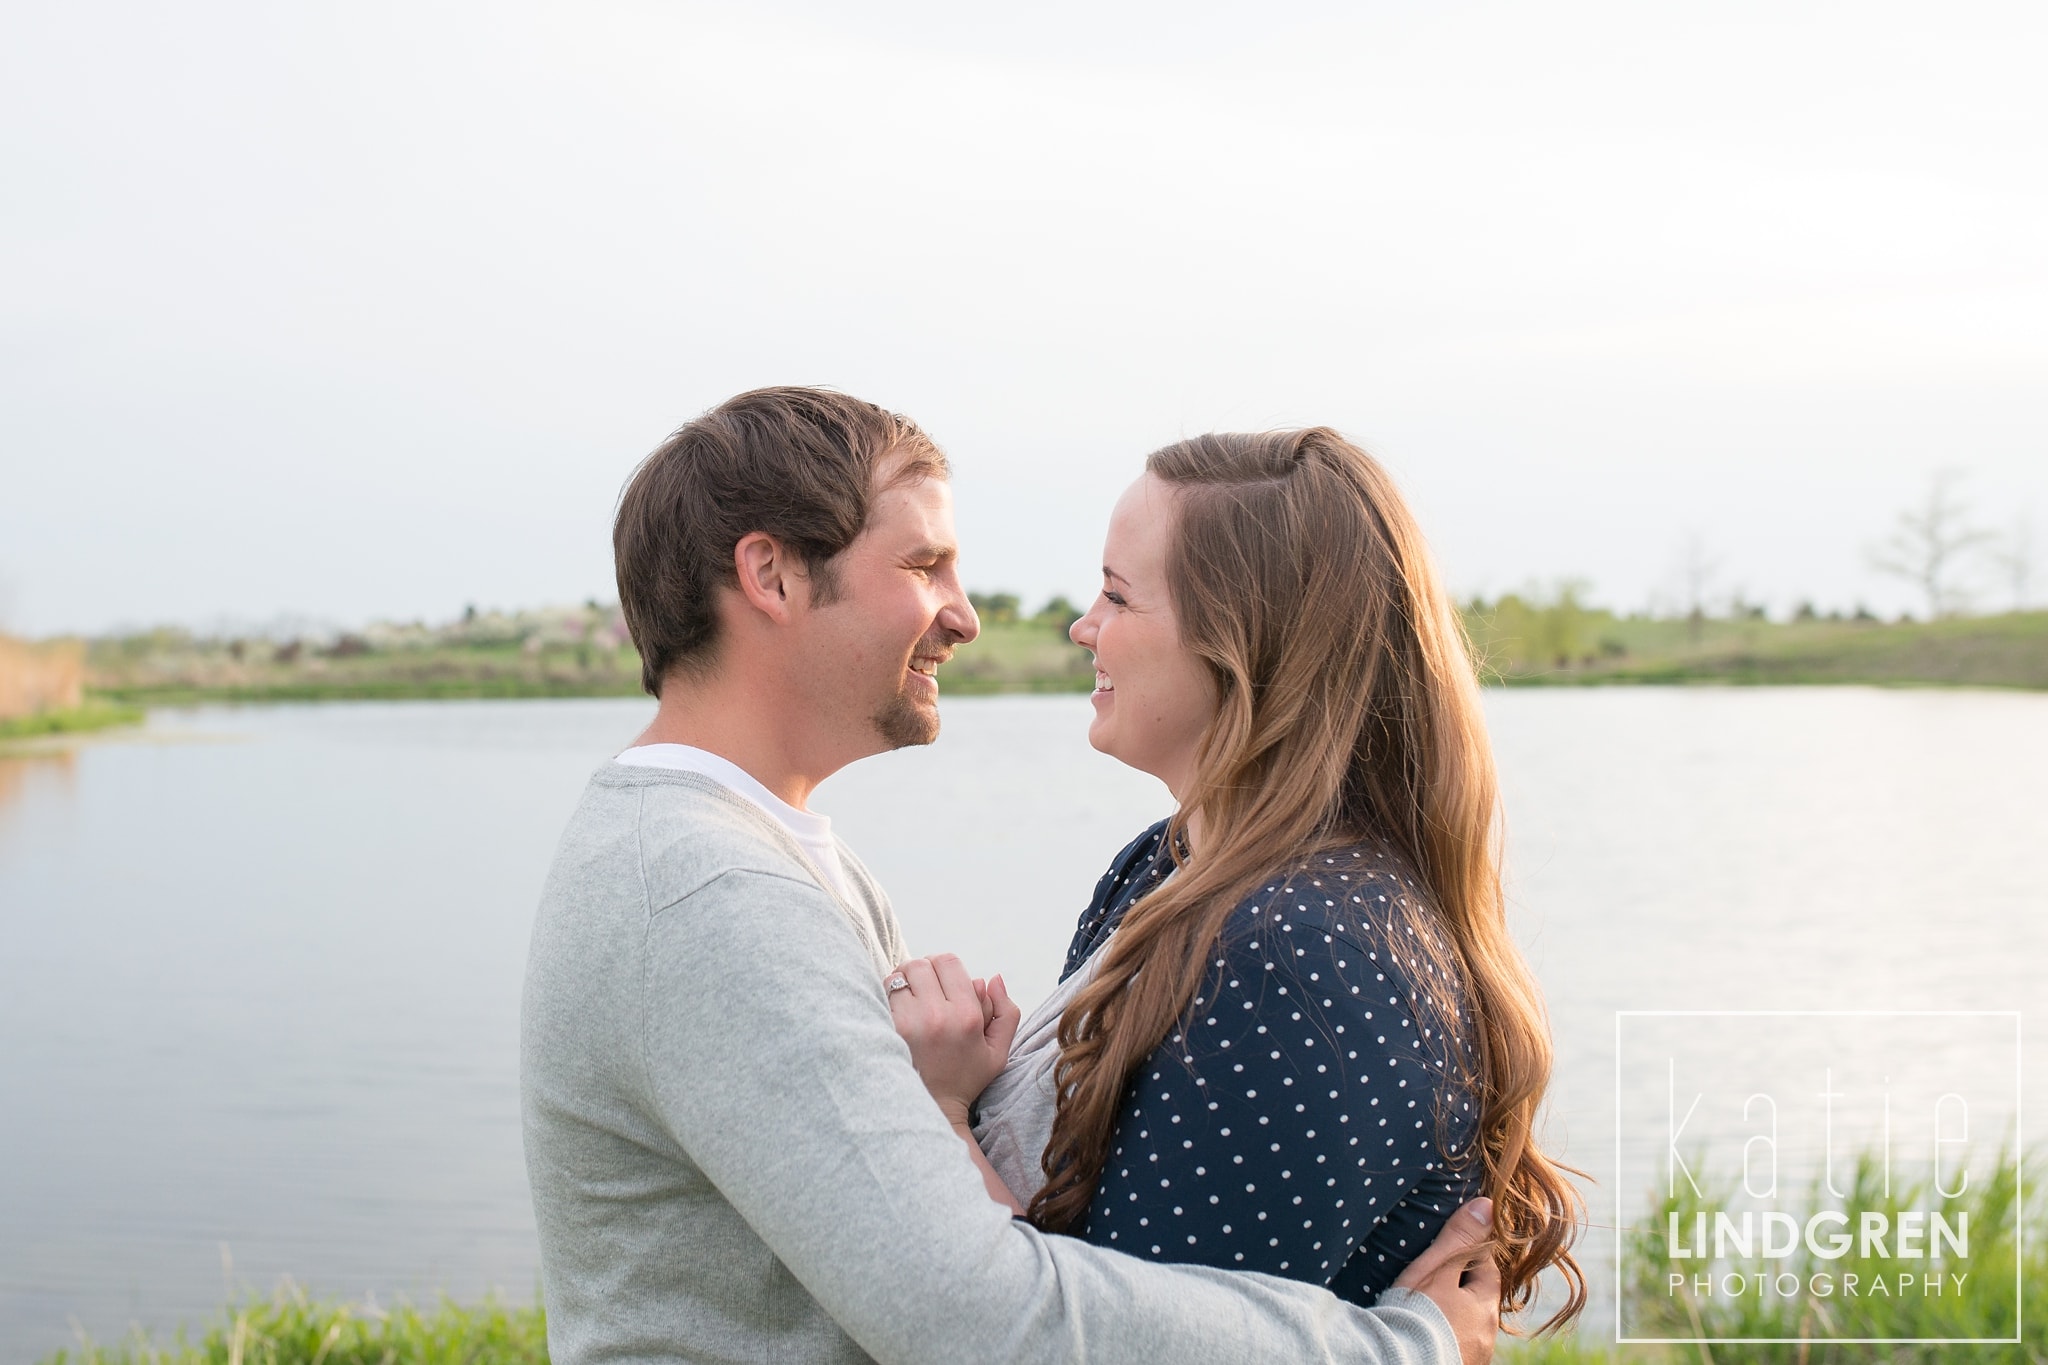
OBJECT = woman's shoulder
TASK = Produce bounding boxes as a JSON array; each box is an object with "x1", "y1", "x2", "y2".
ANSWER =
[
  {"x1": 1229, "y1": 836, "x2": 1431, "y2": 937},
  {"x1": 1216, "y1": 837, "x2": 1462, "y2": 1001},
  {"x1": 1205, "y1": 837, "x2": 1475, "y2": 1080}
]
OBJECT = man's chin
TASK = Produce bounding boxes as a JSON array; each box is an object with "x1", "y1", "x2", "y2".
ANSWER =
[{"x1": 872, "y1": 691, "x2": 941, "y2": 749}]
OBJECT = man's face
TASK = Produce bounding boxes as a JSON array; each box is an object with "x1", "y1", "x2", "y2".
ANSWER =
[{"x1": 796, "y1": 470, "x2": 979, "y2": 756}]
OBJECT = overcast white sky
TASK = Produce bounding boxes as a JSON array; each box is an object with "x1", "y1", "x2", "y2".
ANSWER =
[{"x1": 4, "y1": 0, "x2": 2044, "y2": 636}]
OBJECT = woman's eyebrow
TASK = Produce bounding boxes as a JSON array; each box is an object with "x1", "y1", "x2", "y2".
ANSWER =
[{"x1": 1102, "y1": 566, "x2": 1129, "y2": 585}]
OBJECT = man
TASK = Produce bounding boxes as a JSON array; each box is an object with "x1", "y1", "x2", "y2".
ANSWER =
[{"x1": 522, "y1": 386, "x2": 1501, "y2": 1364}]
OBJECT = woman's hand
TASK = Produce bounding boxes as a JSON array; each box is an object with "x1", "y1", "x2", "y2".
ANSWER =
[{"x1": 887, "y1": 953, "x2": 1020, "y2": 1127}]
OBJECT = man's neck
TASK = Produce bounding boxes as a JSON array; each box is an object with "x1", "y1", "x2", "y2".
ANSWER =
[{"x1": 633, "y1": 676, "x2": 835, "y2": 809}]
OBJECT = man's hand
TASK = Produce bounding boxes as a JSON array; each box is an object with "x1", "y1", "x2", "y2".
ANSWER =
[
  {"x1": 886, "y1": 953, "x2": 1020, "y2": 1125},
  {"x1": 1392, "y1": 1196, "x2": 1500, "y2": 1365}
]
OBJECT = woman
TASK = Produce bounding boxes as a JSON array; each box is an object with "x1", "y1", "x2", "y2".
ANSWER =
[{"x1": 891, "y1": 428, "x2": 1583, "y2": 1325}]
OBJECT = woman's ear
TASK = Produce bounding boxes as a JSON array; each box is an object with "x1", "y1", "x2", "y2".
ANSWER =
[{"x1": 732, "y1": 532, "x2": 797, "y2": 624}]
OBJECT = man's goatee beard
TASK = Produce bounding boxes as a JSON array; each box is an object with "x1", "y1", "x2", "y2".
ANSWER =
[{"x1": 872, "y1": 690, "x2": 940, "y2": 749}]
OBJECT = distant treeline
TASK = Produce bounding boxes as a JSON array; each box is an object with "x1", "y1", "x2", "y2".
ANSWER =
[
  {"x1": 967, "y1": 592, "x2": 1082, "y2": 629},
  {"x1": 81, "y1": 603, "x2": 645, "y2": 704},
  {"x1": 17, "y1": 591, "x2": 2048, "y2": 714}
]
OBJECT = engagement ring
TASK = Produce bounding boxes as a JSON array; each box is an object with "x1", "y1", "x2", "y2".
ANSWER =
[{"x1": 885, "y1": 973, "x2": 910, "y2": 993}]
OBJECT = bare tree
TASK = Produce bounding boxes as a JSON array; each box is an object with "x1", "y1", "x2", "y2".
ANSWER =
[
  {"x1": 1675, "y1": 532, "x2": 1720, "y2": 643},
  {"x1": 1867, "y1": 470, "x2": 1994, "y2": 619},
  {"x1": 1988, "y1": 515, "x2": 2034, "y2": 611}
]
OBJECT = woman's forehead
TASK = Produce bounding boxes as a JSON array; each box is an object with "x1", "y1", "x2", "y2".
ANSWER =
[{"x1": 1105, "y1": 473, "x2": 1175, "y2": 570}]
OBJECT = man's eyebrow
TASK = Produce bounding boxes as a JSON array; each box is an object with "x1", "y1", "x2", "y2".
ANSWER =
[{"x1": 906, "y1": 542, "x2": 957, "y2": 562}]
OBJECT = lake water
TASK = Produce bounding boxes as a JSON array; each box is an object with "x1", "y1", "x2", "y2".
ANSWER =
[{"x1": 1, "y1": 689, "x2": 2042, "y2": 1358}]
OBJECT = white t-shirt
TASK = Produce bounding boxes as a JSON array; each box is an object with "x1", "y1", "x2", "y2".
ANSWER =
[{"x1": 614, "y1": 743, "x2": 853, "y2": 901}]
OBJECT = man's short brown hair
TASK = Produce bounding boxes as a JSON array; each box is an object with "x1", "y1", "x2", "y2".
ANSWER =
[{"x1": 614, "y1": 387, "x2": 949, "y2": 695}]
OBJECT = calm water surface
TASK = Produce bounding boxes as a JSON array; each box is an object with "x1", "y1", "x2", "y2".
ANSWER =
[{"x1": 1, "y1": 690, "x2": 2041, "y2": 1357}]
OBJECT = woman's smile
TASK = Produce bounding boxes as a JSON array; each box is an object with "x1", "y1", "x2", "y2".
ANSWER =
[{"x1": 1068, "y1": 474, "x2": 1220, "y2": 801}]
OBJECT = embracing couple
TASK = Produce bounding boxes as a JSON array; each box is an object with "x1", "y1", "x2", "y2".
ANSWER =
[{"x1": 521, "y1": 387, "x2": 1584, "y2": 1364}]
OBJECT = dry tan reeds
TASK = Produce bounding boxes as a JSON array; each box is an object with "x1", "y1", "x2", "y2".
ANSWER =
[{"x1": 0, "y1": 634, "x2": 84, "y2": 721}]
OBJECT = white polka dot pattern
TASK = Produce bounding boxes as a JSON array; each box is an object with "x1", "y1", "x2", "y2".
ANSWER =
[{"x1": 1058, "y1": 822, "x2": 1482, "y2": 1305}]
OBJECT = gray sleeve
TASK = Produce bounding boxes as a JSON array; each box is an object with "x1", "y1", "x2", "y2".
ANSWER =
[{"x1": 639, "y1": 869, "x2": 1461, "y2": 1365}]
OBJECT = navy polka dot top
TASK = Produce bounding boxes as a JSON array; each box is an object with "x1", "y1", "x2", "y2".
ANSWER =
[{"x1": 1060, "y1": 821, "x2": 1483, "y2": 1305}]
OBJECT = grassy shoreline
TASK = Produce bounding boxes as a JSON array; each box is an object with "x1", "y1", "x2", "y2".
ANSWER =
[
  {"x1": 0, "y1": 699, "x2": 145, "y2": 741},
  {"x1": 35, "y1": 1146, "x2": 2044, "y2": 1363},
  {"x1": 40, "y1": 1288, "x2": 548, "y2": 1365}
]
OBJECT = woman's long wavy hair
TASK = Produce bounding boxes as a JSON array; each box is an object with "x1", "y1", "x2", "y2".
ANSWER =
[{"x1": 1028, "y1": 428, "x2": 1585, "y2": 1328}]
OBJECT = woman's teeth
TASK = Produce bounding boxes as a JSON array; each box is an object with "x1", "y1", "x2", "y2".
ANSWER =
[{"x1": 1094, "y1": 671, "x2": 1113, "y2": 693}]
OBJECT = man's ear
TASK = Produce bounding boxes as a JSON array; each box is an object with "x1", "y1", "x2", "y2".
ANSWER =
[{"x1": 733, "y1": 532, "x2": 801, "y2": 624}]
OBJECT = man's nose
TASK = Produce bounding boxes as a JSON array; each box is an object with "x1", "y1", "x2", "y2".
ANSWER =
[{"x1": 943, "y1": 587, "x2": 980, "y2": 643}]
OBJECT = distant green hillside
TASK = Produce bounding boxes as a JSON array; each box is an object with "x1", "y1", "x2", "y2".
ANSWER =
[
  {"x1": 1466, "y1": 599, "x2": 2048, "y2": 690},
  {"x1": 955, "y1": 608, "x2": 2048, "y2": 694},
  {"x1": 941, "y1": 619, "x2": 1095, "y2": 693}
]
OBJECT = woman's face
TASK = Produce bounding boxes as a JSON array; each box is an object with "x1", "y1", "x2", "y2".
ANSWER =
[{"x1": 1069, "y1": 473, "x2": 1220, "y2": 800}]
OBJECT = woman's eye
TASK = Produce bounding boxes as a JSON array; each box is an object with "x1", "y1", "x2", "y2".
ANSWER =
[{"x1": 1104, "y1": 591, "x2": 1127, "y2": 607}]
